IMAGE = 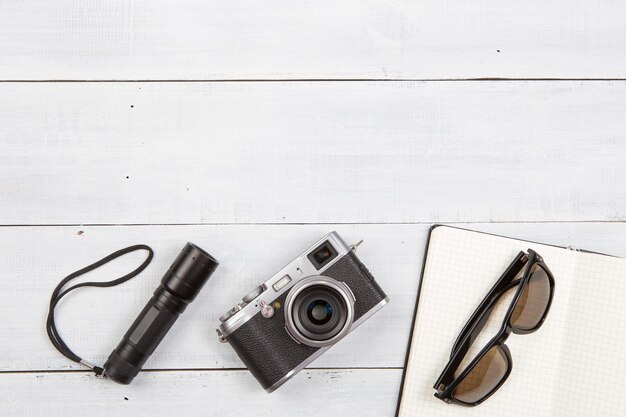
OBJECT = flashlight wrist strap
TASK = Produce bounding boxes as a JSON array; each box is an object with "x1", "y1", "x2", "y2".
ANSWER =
[{"x1": 46, "y1": 244, "x2": 154, "y2": 376}]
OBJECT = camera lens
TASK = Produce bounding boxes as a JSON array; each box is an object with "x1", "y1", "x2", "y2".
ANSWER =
[
  {"x1": 295, "y1": 286, "x2": 345, "y2": 341},
  {"x1": 307, "y1": 300, "x2": 333, "y2": 325},
  {"x1": 285, "y1": 276, "x2": 355, "y2": 347}
]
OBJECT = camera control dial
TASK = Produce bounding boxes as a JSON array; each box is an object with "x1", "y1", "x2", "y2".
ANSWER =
[
  {"x1": 219, "y1": 303, "x2": 244, "y2": 323},
  {"x1": 242, "y1": 285, "x2": 264, "y2": 303}
]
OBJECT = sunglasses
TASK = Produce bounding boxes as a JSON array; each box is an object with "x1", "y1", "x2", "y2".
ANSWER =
[{"x1": 433, "y1": 249, "x2": 555, "y2": 406}]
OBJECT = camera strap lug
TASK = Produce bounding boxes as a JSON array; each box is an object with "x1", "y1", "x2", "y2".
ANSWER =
[
  {"x1": 216, "y1": 329, "x2": 228, "y2": 343},
  {"x1": 350, "y1": 240, "x2": 364, "y2": 252}
]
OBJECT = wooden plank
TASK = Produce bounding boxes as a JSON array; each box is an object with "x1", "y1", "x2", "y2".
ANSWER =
[
  {"x1": 1, "y1": 1, "x2": 625, "y2": 80},
  {"x1": 2, "y1": 222, "x2": 625, "y2": 372},
  {"x1": 0, "y1": 369, "x2": 402, "y2": 417},
  {"x1": 2, "y1": 81, "x2": 626, "y2": 225}
]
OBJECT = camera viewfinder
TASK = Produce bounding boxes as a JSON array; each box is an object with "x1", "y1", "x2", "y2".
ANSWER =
[{"x1": 307, "y1": 241, "x2": 338, "y2": 270}]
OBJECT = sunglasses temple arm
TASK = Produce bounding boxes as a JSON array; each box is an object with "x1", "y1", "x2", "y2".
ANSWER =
[
  {"x1": 451, "y1": 277, "x2": 521, "y2": 356},
  {"x1": 449, "y1": 252, "x2": 527, "y2": 356}
]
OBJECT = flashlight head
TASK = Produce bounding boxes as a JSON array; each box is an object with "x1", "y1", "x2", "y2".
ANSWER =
[{"x1": 163, "y1": 242, "x2": 219, "y2": 302}]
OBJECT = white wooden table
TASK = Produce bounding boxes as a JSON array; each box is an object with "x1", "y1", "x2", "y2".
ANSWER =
[{"x1": 1, "y1": 2, "x2": 625, "y2": 416}]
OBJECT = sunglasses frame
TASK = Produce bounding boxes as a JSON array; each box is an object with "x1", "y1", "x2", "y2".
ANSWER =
[{"x1": 433, "y1": 249, "x2": 555, "y2": 406}]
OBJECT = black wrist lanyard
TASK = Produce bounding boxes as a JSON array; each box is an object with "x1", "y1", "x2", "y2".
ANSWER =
[{"x1": 46, "y1": 244, "x2": 154, "y2": 376}]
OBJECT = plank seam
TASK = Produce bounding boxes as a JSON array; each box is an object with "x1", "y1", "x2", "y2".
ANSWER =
[
  {"x1": 0, "y1": 78, "x2": 625, "y2": 83},
  {"x1": 0, "y1": 367, "x2": 403, "y2": 375},
  {"x1": 0, "y1": 220, "x2": 624, "y2": 228}
]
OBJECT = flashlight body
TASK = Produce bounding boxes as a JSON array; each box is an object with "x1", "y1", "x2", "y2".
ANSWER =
[{"x1": 104, "y1": 242, "x2": 218, "y2": 384}]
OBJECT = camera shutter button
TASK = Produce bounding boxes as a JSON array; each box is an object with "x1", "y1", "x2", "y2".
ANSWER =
[
  {"x1": 242, "y1": 285, "x2": 264, "y2": 303},
  {"x1": 258, "y1": 300, "x2": 275, "y2": 318}
]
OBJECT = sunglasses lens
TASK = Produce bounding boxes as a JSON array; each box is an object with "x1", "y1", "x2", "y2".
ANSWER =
[
  {"x1": 452, "y1": 346, "x2": 509, "y2": 404},
  {"x1": 510, "y1": 264, "x2": 551, "y2": 331}
]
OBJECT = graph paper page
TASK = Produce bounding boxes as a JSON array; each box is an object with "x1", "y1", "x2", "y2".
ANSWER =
[
  {"x1": 554, "y1": 251, "x2": 626, "y2": 417},
  {"x1": 397, "y1": 226, "x2": 579, "y2": 417}
]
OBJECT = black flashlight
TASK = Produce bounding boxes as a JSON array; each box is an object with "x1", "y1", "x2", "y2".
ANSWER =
[{"x1": 103, "y1": 242, "x2": 218, "y2": 384}]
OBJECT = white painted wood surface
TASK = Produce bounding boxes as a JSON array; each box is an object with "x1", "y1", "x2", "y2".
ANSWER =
[
  {"x1": 1, "y1": 1, "x2": 626, "y2": 416},
  {"x1": 2, "y1": 81, "x2": 626, "y2": 225},
  {"x1": 1, "y1": 1, "x2": 626, "y2": 80},
  {"x1": 0, "y1": 370, "x2": 403, "y2": 417}
]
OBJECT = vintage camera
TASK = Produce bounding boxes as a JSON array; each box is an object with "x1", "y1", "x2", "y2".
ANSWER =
[{"x1": 216, "y1": 232, "x2": 389, "y2": 392}]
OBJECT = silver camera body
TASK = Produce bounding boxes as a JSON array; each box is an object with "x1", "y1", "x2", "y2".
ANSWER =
[{"x1": 216, "y1": 232, "x2": 389, "y2": 392}]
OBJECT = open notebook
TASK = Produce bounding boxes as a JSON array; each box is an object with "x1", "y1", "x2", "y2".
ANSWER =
[{"x1": 396, "y1": 225, "x2": 626, "y2": 417}]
